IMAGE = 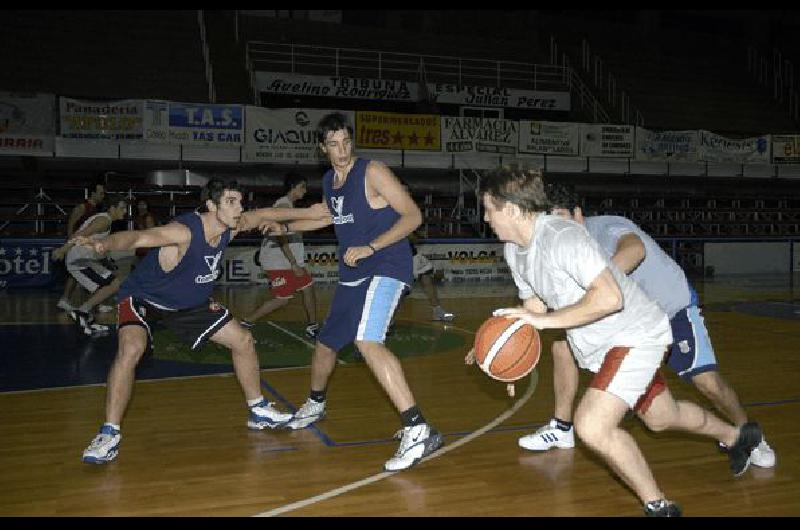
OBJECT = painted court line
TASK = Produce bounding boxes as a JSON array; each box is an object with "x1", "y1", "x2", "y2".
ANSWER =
[
  {"x1": 265, "y1": 320, "x2": 346, "y2": 365},
  {"x1": 253, "y1": 368, "x2": 539, "y2": 517}
]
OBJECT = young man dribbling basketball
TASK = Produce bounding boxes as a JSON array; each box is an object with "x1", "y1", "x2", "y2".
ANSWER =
[{"x1": 481, "y1": 166, "x2": 763, "y2": 516}]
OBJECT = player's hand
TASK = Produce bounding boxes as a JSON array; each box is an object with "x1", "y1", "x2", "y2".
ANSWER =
[
  {"x1": 493, "y1": 307, "x2": 544, "y2": 329},
  {"x1": 260, "y1": 221, "x2": 286, "y2": 235},
  {"x1": 71, "y1": 236, "x2": 107, "y2": 255},
  {"x1": 573, "y1": 206, "x2": 585, "y2": 225},
  {"x1": 51, "y1": 246, "x2": 67, "y2": 261},
  {"x1": 309, "y1": 202, "x2": 329, "y2": 218},
  {"x1": 343, "y1": 245, "x2": 374, "y2": 267},
  {"x1": 464, "y1": 347, "x2": 476, "y2": 365}
]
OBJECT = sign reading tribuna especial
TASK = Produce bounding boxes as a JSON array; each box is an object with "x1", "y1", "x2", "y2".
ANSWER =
[{"x1": 256, "y1": 72, "x2": 571, "y2": 111}]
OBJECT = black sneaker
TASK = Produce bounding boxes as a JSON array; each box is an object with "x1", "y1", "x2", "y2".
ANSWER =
[
  {"x1": 644, "y1": 499, "x2": 682, "y2": 517},
  {"x1": 728, "y1": 422, "x2": 763, "y2": 476}
]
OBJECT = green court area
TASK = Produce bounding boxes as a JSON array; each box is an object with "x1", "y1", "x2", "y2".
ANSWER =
[{"x1": 151, "y1": 320, "x2": 468, "y2": 368}]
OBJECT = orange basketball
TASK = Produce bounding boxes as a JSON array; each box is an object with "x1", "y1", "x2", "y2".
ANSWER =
[{"x1": 474, "y1": 316, "x2": 541, "y2": 382}]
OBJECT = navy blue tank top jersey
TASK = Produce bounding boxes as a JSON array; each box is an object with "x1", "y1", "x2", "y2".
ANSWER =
[
  {"x1": 118, "y1": 212, "x2": 231, "y2": 310},
  {"x1": 322, "y1": 158, "x2": 412, "y2": 284}
]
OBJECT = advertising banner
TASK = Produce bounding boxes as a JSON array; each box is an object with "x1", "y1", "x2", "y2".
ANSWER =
[
  {"x1": 698, "y1": 130, "x2": 770, "y2": 163},
  {"x1": 255, "y1": 72, "x2": 570, "y2": 110},
  {"x1": 442, "y1": 117, "x2": 518, "y2": 154},
  {"x1": 168, "y1": 102, "x2": 244, "y2": 145},
  {"x1": 142, "y1": 100, "x2": 170, "y2": 143},
  {"x1": 518, "y1": 120, "x2": 580, "y2": 156},
  {"x1": 635, "y1": 127, "x2": 699, "y2": 161},
  {"x1": 243, "y1": 107, "x2": 354, "y2": 163},
  {"x1": 580, "y1": 124, "x2": 634, "y2": 157},
  {"x1": 771, "y1": 135, "x2": 800, "y2": 164},
  {"x1": 0, "y1": 239, "x2": 61, "y2": 288},
  {"x1": 59, "y1": 98, "x2": 144, "y2": 140},
  {"x1": 356, "y1": 111, "x2": 440, "y2": 151},
  {"x1": 0, "y1": 92, "x2": 55, "y2": 154}
]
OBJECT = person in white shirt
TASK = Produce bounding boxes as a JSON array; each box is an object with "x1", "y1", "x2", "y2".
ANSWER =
[
  {"x1": 479, "y1": 167, "x2": 762, "y2": 517},
  {"x1": 517, "y1": 187, "x2": 775, "y2": 470},
  {"x1": 241, "y1": 173, "x2": 319, "y2": 338}
]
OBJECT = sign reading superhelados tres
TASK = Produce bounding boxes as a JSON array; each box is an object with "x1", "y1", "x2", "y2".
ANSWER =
[{"x1": 356, "y1": 112, "x2": 440, "y2": 150}]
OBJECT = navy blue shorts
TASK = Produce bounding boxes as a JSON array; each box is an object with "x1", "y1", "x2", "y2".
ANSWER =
[
  {"x1": 318, "y1": 276, "x2": 406, "y2": 353},
  {"x1": 666, "y1": 305, "x2": 718, "y2": 380}
]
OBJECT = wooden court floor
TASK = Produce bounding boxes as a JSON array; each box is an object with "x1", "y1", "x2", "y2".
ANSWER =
[{"x1": 0, "y1": 276, "x2": 798, "y2": 516}]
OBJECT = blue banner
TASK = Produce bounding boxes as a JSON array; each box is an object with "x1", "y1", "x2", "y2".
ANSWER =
[
  {"x1": 168, "y1": 103, "x2": 244, "y2": 145},
  {"x1": 0, "y1": 239, "x2": 62, "y2": 288}
]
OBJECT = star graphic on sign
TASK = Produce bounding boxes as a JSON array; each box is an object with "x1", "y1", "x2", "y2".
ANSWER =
[
  {"x1": 392, "y1": 131, "x2": 404, "y2": 145},
  {"x1": 408, "y1": 132, "x2": 419, "y2": 145},
  {"x1": 0, "y1": 247, "x2": 5, "y2": 256},
  {"x1": 29, "y1": 248, "x2": 38, "y2": 256},
  {"x1": 424, "y1": 133, "x2": 435, "y2": 145},
  {"x1": 15, "y1": 248, "x2": 22, "y2": 256}
]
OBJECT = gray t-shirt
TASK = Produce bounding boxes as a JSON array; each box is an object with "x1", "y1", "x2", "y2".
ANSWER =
[
  {"x1": 505, "y1": 214, "x2": 672, "y2": 372},
  {"x1": 584, "y1": 216, "x2": 692, "y2": 318},
  {"x1": 260, "y1": 195, "x2": 305, "y2": 269}
]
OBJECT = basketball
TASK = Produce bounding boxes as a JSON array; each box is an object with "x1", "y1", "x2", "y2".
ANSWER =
[{"x1": 473, "y1": 316, "x2": 541, "y2": 382}]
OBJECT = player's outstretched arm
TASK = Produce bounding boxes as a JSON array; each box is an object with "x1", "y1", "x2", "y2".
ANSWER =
[
  {"x1": 72, "y1": 222, "x2": 190, "y2": 255},
  {"x1": 238, "y1": 203, "x2": 330, "y2": 232}
]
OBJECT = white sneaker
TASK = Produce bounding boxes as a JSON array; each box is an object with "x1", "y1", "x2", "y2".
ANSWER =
[
  {"x1": 518, "y1": 419, "x2": 575, "y2": 451},
  {"x1": 384, "y1": 423, "x2": 444, "y2": 472},
  {"x1": 57, "y1": 298, "x2": 74, "y2": 312},
  {"x1": 750, "y1": 439, "x2": 776, "y2": 468},
  {"x1": 82, "y1": 425, "x2": 121, "y2": 464},
  {"x1": 247, "y1": 400, "x2": 293, "y2": 430},
  {"x1": 285, "y1": 399, "x2": 326, "y2": 430},
  {"x1": 97, "y1": 304, "x2": 114, "y2": 313},
  {"x1": 432, "y1": 306, "x2": 455, "y2": 322}
]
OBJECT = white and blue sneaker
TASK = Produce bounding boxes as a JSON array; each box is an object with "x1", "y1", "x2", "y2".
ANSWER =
[
  {"x1": 518, "y1": 419, "x2": 575, "y2": 451},
  {"x1": 82, "y1": 424, "x2": 121, "y2": 464},
  {"x1": 285, "y1": 398, "x2": 326, "y2": 430},
  {"x1": 384, "y1": 423, "x2": 444, "y2": 471},
  {"x1": 247, "y1": 400, "x2": 293, "y2": 430}
]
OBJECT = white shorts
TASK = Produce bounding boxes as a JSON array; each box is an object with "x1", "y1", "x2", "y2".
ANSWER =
[
  {"x1": 589, "y1": 344, "x2": 669, "y2": 411},
  {"x1": 412, "y1": 253, "x2": 433, "y2": 279}
]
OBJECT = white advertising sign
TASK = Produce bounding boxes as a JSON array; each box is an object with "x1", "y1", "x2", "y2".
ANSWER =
[
  {"x1": 635, "y1": 127, "x2": 699, "y2": 161},
  {"x1": 442, "y1": 117, "x2": 518, "y2": 155},
  {"x1": 580, "y1": 124, "x2": 634, "y2": 157},
  {"x1": 518, "y1": 120, "x2": 580, "y2": 156},
  {"x1": 698, "y1": 130, "x2": 770, "y2": 163},
  {"x1": 59, "y1": 97, "x2": 144, "y2": 140},
  {"x1": 0, "y1": 92, "x2": 55, "y2": 154},
  {"x1": 244, "y1": 107, "x2": 354, "y2": 163}
]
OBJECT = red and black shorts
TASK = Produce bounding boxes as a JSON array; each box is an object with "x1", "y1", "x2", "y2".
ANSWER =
[{"x1": 117, "y1": 296, "x2": 233, "y2": 351}]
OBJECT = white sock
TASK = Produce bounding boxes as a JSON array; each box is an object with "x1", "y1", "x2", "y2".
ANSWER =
[
  {"x1": 103, "y1": 422, "x2": 121, "y2": 432},
  {"x1": 247, "y1": 396, "x2": 265, "y2": 407}
]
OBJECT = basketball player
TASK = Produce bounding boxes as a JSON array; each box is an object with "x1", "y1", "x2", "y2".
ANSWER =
[
  {"x1": 71, "y1": 178, "x2": 325, "y2": 464},
  {"x1": 481, "y1": 167, "x2": 762, "y2": 516},
  {"x1": 268, "y1": 113, "x2": 443, "y2": 472},
  {"x1": 52, "y1": 196, "x2": 129, "y2": 337},
  {"x1": 518, "y1": 195, "x2": 775, "y2": 469},
  {"x1": 56, "y1": 177, "x2": 105, "y2": 313},
  {"x1": 241, "y1": 172, "x2": 319, "y2": 338}
]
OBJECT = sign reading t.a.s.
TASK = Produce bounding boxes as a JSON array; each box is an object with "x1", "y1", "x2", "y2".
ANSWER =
[{"x1": 168, "y1": 103, "x2": 244, "y2": 145}]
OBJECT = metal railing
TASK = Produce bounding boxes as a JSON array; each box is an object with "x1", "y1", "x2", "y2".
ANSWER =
[
  {"x1": 245, "y1": 41, "x2": 570, "y2": 92},
  {"x1": 748, "y1": 45, "x2": 800, "y2": 123},
  {"x1": 579, "y1": 38, "x2": 645, "y2": 127},
  {"x1": 197, "y1": 10, "x2": 217, "y2": 103}
]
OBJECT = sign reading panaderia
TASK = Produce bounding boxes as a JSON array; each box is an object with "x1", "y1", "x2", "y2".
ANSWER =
[
  {"x1": 256, "y1": 72, "x2": 570, "y2": 110},
  {"x1": 60, "y1": 98, "x2": 144, "y2": 140},
  {"x1": 442, "y1": 117, "x2": 518, "y2": 154}
]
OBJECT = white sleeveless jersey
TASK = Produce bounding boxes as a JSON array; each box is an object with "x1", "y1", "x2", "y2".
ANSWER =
[{"x1": 66, "y1": 212, "x2": 111, "y2": 269}]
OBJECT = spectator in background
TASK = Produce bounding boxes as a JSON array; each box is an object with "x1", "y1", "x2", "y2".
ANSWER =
[
  {"x1": 133, "y1": 198, "x2": 157, "y2": 262},
  {"x1": 56, "y1": 177, "x2": 105, "y2": 313}
]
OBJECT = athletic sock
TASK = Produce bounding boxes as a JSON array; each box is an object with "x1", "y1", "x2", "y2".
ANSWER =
[
  {"x1": 247, "y1": 396, "x2": 265, "y2": 407},
  {"x1": 553, "y1": 417, "x2": 573, "y2": 431},
  {"x1": 400, "y1": 406, "x2": 426, "y2": 427},
  {"x1": 309, "y1": 390, "x2": 327, "y2": 403}
]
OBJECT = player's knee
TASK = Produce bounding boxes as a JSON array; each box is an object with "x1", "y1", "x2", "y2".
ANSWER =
[
  {"x1": 573, "y1": 411, "x2": 605, "y2": 449},
  {"x1": 237, "y1": 328, "x2": 256, "y2": 351},
  {"x1": 640, "y1": 412, "x2": 670, "y2": 432},
  {"x1": 118, "y1": 335, "x2": 147, "y2": 362},
  {"x1": 692, "y1": 372, "x2": 722, "y2": 400}
]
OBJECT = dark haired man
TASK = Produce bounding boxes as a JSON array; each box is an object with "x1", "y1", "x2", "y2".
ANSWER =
[
  {"x1": 270, "y1": 112, "x2": 443, "y2": 472},
  {"x1": 71, "y1": 178, "x2": 324, "y2": 464}
]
